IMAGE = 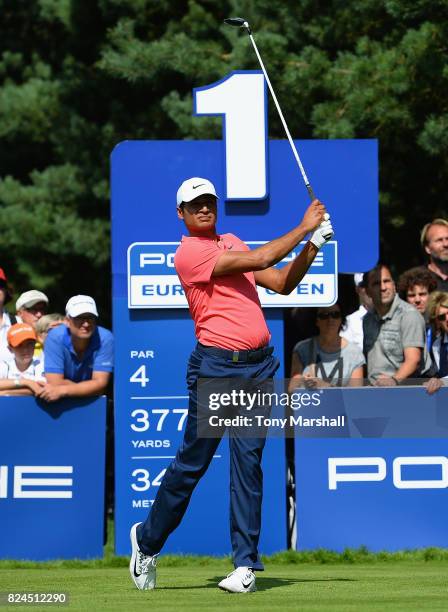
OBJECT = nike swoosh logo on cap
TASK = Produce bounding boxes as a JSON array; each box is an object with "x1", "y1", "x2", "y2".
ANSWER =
[{"x1": 192, "y1": 184, "x2": 205, "y2": 189}]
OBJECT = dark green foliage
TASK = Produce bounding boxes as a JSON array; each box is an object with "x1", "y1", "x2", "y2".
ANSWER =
[{"x1": 0, "y1": 0, "x2": 447, "y2": 318}]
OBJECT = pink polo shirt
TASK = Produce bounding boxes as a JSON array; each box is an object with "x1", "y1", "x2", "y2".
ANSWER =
[{"x1": 174, "y1": 233, "x2": 271, "y2": 350}]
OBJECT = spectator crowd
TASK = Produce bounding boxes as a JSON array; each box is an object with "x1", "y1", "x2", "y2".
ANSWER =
[
  {"x1": 0, "y1": 274, "x2": 113, "y2": 401},
  {"x1": 1, "y1": 218, "x2": 447, "y2": 400},
  {"x1": 289, "y1": 218, "x2": 448, "y2": 393}
]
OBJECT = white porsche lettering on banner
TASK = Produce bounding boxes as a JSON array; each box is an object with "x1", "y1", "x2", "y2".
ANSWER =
[
  {"x1": 0, "y1": 466, "x2": 73, "y2": 499},
  {"x1": 128, "y1": 241, "x2": 337, "y2": 309},
  {"x1": 329, "y1": 456, "x2": 448, "y2": 490}
]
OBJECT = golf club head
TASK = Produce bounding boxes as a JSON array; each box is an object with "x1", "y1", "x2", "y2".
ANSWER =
[{"x1": 224, "y1": 17, "x2": 250, "y2": 32}]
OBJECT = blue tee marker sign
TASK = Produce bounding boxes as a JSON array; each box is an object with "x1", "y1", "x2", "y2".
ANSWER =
[{"x1": 112, "y1": 70, "x2": 378, "y2": 555}]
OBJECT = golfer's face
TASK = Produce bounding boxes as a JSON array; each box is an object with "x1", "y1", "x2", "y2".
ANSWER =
[{"x1": 178, "y1": 195, "x2": 217, "y2": 233}]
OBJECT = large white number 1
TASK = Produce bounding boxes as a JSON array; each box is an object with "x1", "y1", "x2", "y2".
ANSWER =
[{"x1": 194, "y1": 71, "x2": 268, "y2": 200}]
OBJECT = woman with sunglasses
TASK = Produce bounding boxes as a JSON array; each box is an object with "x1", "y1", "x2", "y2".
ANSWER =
[
  {"x1": 423, "y1": 291, "x2": 448, "y2": 394},
  {"x1": 289, "y1": 303, "x2": 365, "y2": 390}
]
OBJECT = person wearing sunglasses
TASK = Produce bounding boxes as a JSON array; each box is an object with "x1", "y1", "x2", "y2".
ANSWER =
[
  {"x1": 423, "y1": 291, "x2": 448, "y2": 394},
  {"x1": 15, "y1": 290, "x2": 49, "y2": 327},
  {"x1": 15, "y1": 290, "x2": 49, "y2": 358},
  {"x1": 289, "y1": 303, "x2": 365, "y2": 389},
  {"x1": 40, "y1": 295, "x2": 113, "y2": 403}
]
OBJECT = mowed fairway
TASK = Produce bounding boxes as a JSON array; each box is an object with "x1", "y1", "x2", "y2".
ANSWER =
[{"x1": 0, "y1": 562, "x2": 447, "y2": 611}]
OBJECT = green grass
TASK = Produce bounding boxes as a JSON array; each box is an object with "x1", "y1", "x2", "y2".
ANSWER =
[
  {"x1": 2, "y1": 547, "x2": 448, "y2": 569},
  {"x1": 1, "y1": 523, "x2": 448, "y2": 610},
  {"x1": 0, "y1": 563, "x2": 447, "y2": 611},
  {"x1": 1, "y1": 520, "x2": 448, "y2": 569}
]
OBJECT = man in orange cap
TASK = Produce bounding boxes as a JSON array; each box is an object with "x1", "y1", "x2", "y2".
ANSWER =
[{"x1": 0, "y1": 323, "x2": 45, "y2": 396}]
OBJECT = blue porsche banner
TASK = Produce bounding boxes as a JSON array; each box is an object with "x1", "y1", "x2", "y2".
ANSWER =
[
  {"x1": 295, "y1": 387, "x2": 448, "y2": 551},
  {"x1": 0, "y1": 396, "x2": 106, "y2": 560}
]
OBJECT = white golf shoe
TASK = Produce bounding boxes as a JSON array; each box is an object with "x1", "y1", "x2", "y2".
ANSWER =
[
  {"x1": 218, "y1": 567, "x2": 256, "y2": 593},
  {"x1": 129, "y1": 522, "x2": 157, "y2": 590}
]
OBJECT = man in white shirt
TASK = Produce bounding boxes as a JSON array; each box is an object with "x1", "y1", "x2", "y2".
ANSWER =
[
  {"x1": 0, "y1": 323, "x2": 45, "y2": 396},
  {"x1": 340, "y1": 273, "x2": 373, "y2": 350}
]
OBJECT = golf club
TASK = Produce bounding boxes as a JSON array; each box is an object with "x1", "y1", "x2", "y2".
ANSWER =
[{"x1": 224, "y1": 17, "x2": 317, "y2": 203}]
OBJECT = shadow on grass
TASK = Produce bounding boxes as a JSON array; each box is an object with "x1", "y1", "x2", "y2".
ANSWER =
[
  {"x1": 156, "y1": 575, "x2": 355, "y2": 592},
  {"x1": 256, "y1": 576, "x2": 356, "y2": 592}
]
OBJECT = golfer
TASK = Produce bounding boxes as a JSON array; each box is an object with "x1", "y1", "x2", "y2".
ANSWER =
[{"x1": 130, "y1": 177, "x2": 333, "y2": 593}]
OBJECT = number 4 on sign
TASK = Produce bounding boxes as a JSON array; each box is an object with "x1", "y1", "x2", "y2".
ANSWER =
[{"x1": 130, "y1": 365, "x2": 149, "y2": 387}]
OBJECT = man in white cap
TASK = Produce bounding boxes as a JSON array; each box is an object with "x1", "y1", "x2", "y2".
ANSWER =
[
  {"x1": 16, "y1": 290, "x2": 49, "y2": 326},
  {"x1": 129, "y1": 177, "x2": 333, "y2": 593},
  {"x1": 39, "y1": 295, "x2": 113, "y2": 402},
  {"x1": 15, "y1": 289, "x2": 50, "y2": 358}
]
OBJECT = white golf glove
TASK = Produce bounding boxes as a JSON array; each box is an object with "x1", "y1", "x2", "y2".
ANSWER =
[{"x1": 309, "y1": 213, "x2": 333, "y2": 249}]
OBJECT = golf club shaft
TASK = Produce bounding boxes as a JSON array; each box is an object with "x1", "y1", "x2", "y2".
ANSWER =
[{"x1": 246, "y1": 31, "x2": 316, "y2": 201}]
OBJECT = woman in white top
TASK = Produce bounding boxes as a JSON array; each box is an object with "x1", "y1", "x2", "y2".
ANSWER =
[{"x1": 289, "y1": 302, "x2": 365, "y2": 390}]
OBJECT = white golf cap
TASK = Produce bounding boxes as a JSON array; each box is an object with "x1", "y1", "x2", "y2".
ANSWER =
[
  {"x1": 176, "y1": 177, "x2": 218, "y2": 207},
  {"x1": 65, "y1": 295, "x2": 99, "y2": 318},
  {"x1": 353, "y1": 273, "x2": 364, "y2": 287},
  {"x1": 16, "y1": 290, "x2": 49, "y2": 311}
]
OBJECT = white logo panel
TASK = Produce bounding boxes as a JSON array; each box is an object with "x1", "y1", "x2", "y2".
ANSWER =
[{"x1": 128, "y1": 241, "x2": 337, "y2": 309}]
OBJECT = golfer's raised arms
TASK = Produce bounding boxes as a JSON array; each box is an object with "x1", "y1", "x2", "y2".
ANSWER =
[
  {"x1": 254, "y1": 241, "x2": 318, "y2": 295},
  {"x1": 212, "y1": 199, "x2": 327, "y2": 277}
]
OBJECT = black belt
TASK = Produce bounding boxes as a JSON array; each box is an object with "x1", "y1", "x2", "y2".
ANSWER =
[{"x1": 197, "y1": 342, "x2": 274, "y2": 363}]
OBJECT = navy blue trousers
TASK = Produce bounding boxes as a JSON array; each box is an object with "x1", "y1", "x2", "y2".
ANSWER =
[{"x1": 137, "y1": 342, "x2": 279, "y2": 570}]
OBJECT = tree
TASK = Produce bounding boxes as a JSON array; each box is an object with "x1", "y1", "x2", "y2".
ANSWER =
[{"x1": 0, "y1": 0, "x2": 447, "y2": 322}]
